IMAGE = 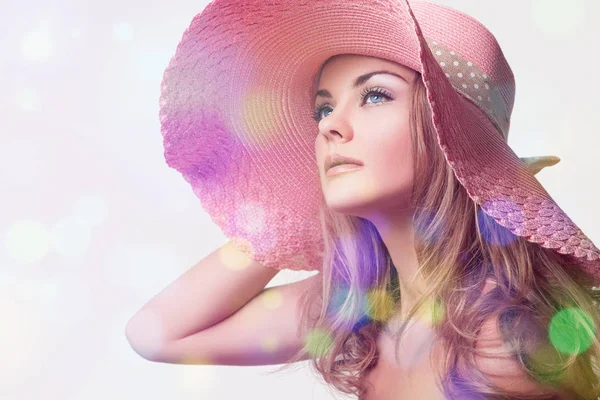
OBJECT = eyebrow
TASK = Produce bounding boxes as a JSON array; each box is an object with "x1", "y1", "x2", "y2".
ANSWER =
[{"x1": 314, "y1": 70, "x2": 407, "y2": 103}]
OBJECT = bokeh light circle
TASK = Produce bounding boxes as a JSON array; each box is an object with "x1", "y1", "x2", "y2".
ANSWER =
[{"x1": 548, "y1": 307, "x2": 595, "y2": 355}]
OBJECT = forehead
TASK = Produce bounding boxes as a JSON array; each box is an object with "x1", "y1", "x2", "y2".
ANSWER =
[
  {"x1": 312, "y1": 54, "x2": 416, "y2": 102},
  {"x1": 317, "y1": 54, "x2": 413, "y2": 82}
]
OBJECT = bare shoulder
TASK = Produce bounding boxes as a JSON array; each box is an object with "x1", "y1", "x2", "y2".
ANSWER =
[
  {"x1": 474, "y1": 313, "x2": 556, "y2": 395},
  {"x1": 473, "y1": 279, "x2": 570, "y2": 397}
]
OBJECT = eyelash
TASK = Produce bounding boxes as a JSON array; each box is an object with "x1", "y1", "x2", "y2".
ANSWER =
[{"x1": 312, "y1": 86, "x2": 393, "y2": 122}]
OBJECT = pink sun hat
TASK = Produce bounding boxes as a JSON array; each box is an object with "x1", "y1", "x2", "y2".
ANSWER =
[{"x1": 158, "y1": 0, "x2": 600, "y2": 283}]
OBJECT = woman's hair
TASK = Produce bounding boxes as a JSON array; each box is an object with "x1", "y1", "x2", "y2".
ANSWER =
[{"x1": 268, "y1": 58, "x2": 600, "y2": 399}]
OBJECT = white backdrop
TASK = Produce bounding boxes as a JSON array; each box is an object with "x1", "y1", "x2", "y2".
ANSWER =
[{"x1": 1, "y1": 0, "x2": 599, "y2": 399}]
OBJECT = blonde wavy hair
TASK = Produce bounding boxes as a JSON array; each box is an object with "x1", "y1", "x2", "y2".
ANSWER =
[{"x1": 270, "y1": 64, "x2": 600, "y2": 399}]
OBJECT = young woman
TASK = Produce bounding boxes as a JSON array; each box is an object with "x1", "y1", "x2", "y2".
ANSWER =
[{"x1": 126, "y1": 0, "x2": 600, "y2": 398}]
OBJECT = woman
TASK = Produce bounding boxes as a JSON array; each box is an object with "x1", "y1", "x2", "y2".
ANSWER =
[
  {"x1": 276, "y1": 53, "x2": 599, "y2": 399},
  {"x1": 128, "y1": 0, "x2": 600, "y2": 398}
]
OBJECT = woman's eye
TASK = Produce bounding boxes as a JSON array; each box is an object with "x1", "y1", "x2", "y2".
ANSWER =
[{"x1": 312, "y1": 88, "x2": 392, "y2": 122}]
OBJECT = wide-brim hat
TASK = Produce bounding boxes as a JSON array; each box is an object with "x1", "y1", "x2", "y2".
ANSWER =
[{"x1": 158, "y1": 0, "x2": 600, "y2": 283}]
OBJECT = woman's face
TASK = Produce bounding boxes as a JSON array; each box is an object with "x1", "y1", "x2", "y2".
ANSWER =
[{"x1": 313, "y1": 54, "x2": 418, "y2": 219}]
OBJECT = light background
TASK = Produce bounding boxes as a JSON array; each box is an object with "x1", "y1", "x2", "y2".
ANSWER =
[{"x1": 1, "y1": 0, "x2": 599, "y2": 399}]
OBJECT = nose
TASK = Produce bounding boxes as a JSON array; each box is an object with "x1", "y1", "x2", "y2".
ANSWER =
[{"x1": 318, "y1": 109, "x2": 354, "y2": 143}]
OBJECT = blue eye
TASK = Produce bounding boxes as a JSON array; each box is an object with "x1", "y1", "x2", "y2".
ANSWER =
[{"x1": 312, "y1": 86, "x2": 393, "y2": 122}]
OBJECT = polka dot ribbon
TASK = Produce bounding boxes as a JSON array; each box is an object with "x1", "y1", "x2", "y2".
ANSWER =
[{"x1": 427, "y1": 38, "x2": 560, "y2": 176}]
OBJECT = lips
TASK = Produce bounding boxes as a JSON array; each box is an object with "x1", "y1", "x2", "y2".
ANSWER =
[{"x1": 325, "y1": 152, "x2": 364, "y2": 172}]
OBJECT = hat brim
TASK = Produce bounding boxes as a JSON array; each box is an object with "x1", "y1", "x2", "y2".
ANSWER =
[
  {"x1": 159, "y1": 0, "x2": 600, "y2": 281},
  {"x1": 408, "y1": 4, "x2": 600, "y2": 282}
]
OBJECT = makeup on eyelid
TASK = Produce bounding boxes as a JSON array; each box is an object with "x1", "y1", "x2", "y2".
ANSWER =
[{"x1": 312, "y1": 86, "x2": 394, "y2": 122}]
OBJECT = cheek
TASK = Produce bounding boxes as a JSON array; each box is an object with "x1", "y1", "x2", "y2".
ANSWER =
[
  {"x1": 372, "y1": 128, "x2": 413, "y2": 183},
  {"x1": 314, "y1": 139, "x2": 324, "y2": 166},
  {"x1": 375, "y1": 124, "x2": 412, "y2": 165},
  {"x1": 314, "y1": 139, "x2": 329, "y2": 179}
]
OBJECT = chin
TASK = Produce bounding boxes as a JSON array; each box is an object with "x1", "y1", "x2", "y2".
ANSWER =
[{"x1": 324, "y1": 197, "x2": 377, "y2": 218}]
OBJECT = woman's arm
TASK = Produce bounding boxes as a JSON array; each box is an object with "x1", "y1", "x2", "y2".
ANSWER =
[
  {"x1": 125, "y1": 240, "x2": 280, "y2": 359},
  {"x1": 137, "y1": 272, "x2": 321, "y2": 365}
]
